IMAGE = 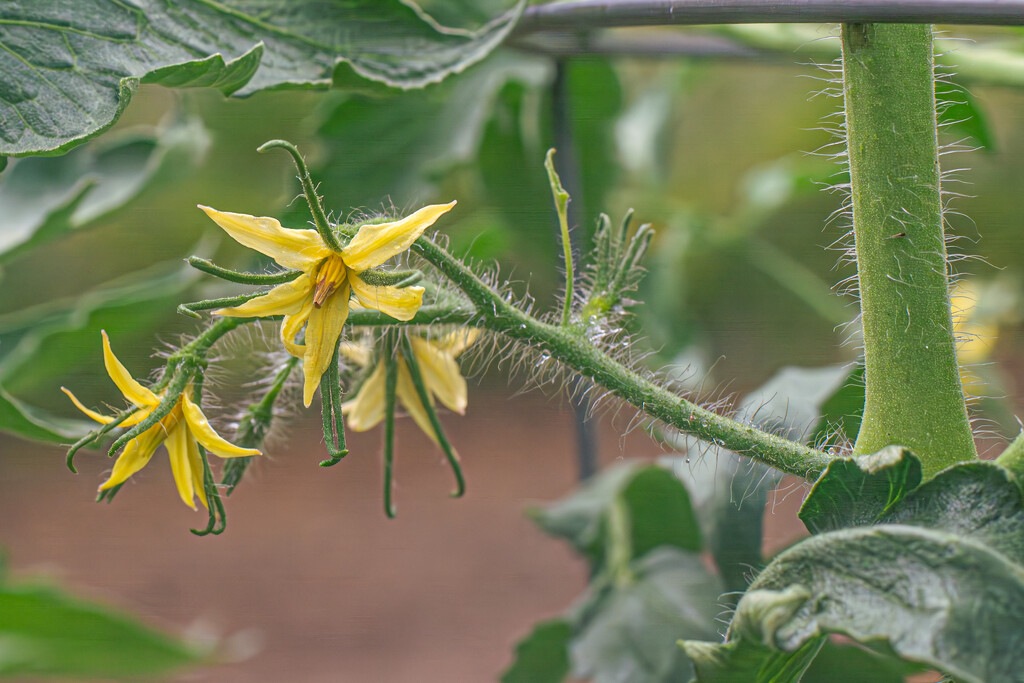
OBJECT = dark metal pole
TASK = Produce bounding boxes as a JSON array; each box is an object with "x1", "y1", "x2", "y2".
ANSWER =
[
  {"x1": 516, "y1": 0, "x2": 1024, "y2": 35},
  {"x1": 551, "y1": 59, "x2": 600, "y2": 481}
]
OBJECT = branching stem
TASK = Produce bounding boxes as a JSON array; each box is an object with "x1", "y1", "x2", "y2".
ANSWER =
[{"x1": 411, "y1": 239, "x2": 833, "y2": 480}]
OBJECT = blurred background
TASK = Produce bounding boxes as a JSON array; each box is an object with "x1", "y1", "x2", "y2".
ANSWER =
[{"x1": 1, "y1": 21, "x2": 1023, "y2": 681}]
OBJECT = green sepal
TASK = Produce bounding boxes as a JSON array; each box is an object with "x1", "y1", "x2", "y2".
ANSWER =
[
  {"x1": 187, "y1": 256, "x2": 301, "y2": 285},
  {"x1": 318, "y1": 342, "x2": 349, "y2": 467},
  {"x1": 356, "y1": 268, "x2": 423, "y2": 288},
  {"x1": 399, "y1": 334, "x2": 466, "y2": 497},
  {"x1": 65, "y1": 408, "x2": 134, "y2": 474},
  {"x1": 582, "y1": 209, "x2": 653, "y2": 321},
  {"x1": 106, "y1": 367, "x2": 192, "y2": 458},
  {"x1": 177, "y1": 293, "x2": 264, "y2": 318},
  {"x1": 383, "y1": 347, "x2": 399, "y2": 518},
  {"x1": 190, "y1": 445, "x2": 227, "y2": 537},
  {"x1": 222, "y1": 357, "x2": 298, "y2": 494}
]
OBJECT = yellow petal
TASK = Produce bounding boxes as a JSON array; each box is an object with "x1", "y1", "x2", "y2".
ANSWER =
[
  {"x1": 341, "y1": 201, "x2": 456, "y2": 271},
  {"x1": 409, "y1": 336, "x2": 468, "y2": 414},
  {"x1": 281, "y1": 297, "x2": 314, "y2": 358},
  {"x1": 337, "y1": 341, "x2": 372, "y2": 367},
  {"x1": 349, "y1": 276, "x2": 424, "y2": 322},
  {"x1": 396, "y1": 362, "x2": 438, "y2": 443},
  {"x1": 301, "y1": 285, "x2": 351, "y2": 407},
  {"x1": 440, "y1": 328, "x2": 481, "y2": 358},
  {"x1": 187, "y1": 434, "x2": 209, "y2": 509},
  {"x1": 341, "y1": 363, "x2": 387, "y2": 431},
  {"x1": 182, "y1": 391, "x2": 261, "y2": 458},
  {"x1": 166, "y1": 422, "x2": 198, "y2": 510},
  {"x1": 198, "y1": 205, "x2": 331, "y2": 271},
  {"x1": 98, "y1": 422, "x2": 166, "y2": 490},
  {"x1": 63, "y1": 387, "x2": 152, "y2": 427},
  {"x1": 62, "y1": 386, "x2": 116, "y2": 424},
  {"x1": 101, "y1": 331, "x2": 159, "y2": 407},
  {"x1": 214, "y1": 274, "x2": 313, "y2": 317}
]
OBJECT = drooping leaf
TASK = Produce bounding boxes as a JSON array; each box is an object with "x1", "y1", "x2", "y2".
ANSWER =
[
  {"x1": 0, "y1": 0, "x2": 524, "y2": 156},
  {"x1": 619, "y1": 467, "x2": 703, "y2": 559},
  {"x1": 798, "y1": 446, "x2": 922, "y2": 535},
  {"x1": 500, "y1": 618, "x2": 572, "y2": 683},
  {"x1": 0, "y1": 260, "x2": 198, "y2": 400},
  {"x1": 670, "y1": 364, "x2": 849, "y2": 593},
  {"x1": 673, "y1": 451, "x2": 774, "y2": 596},
  {"x1": 529, "y1": 463, "x2": 702, "y2": 573},
  {"x1": 687, "y1": 462, "x2": 1024, "y2": 682},
  {"x1": 570, "y1": 549, "x2": 723, "y2": 683},
  {"x1": 0, "y1": 580, "x2": 205, "y2": 678},
  {"x1": 0, "y1": 384, "x2": 91, "y2": 443},
  {"x1": 0, "y1": 116, "x2": 208, "y2": 265}
]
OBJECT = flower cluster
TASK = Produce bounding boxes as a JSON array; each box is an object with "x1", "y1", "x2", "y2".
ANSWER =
[
  {"x1": 64, "y1": 188, "x2": 479, "y2": 515},
  {"x1": 63, "y1": 332, "x2": 259, "y2": 510}
]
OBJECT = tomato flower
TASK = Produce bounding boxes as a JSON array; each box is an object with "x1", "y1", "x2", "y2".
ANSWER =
[
  {"x1": 62, "y1": 331, "x2": 260, "y2": 509},
  {"x1": 341, "y1": 329, "x2": 479, "y2": 440},
  {"x1": 198, "y1": 202, "x2": 456, "y2": 406}
]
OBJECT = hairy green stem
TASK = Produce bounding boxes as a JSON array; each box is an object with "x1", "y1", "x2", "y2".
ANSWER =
[
  {"x1": 545, "y1": 148, "x2": 576, "y2": 327},
  {"x1": 383, "y1": 351, "x2": 399, "y2": 519},
  {"x1": 222, "y1": 356, "x2": 299, "y2": 494},
  {"x1": 842, "y1": 24, "x2": 975, "y2": 473},
  {"x1": 412, "y1": 239, "x2": 833, "y2": 479},
  {"x1": 400, "y1": 334, "x2": 466, "y2": 497},
  {"x1": 257, "y1": 140, "x2": 342, "y2": 252}
]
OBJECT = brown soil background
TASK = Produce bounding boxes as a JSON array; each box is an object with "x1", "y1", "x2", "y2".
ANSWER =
[{"x1": 0, "y1": 392, "x2": 872, "y2": 682}]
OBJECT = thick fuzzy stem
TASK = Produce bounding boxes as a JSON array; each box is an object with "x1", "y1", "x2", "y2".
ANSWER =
[
  {"x1": 412, "y1": 239, "x2": 833, "y2": 480},
  {"x1": 842, "y1": 23, "x2": 975, "y2": 473}
]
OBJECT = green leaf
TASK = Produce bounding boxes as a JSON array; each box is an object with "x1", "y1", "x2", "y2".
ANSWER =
[
  {"x1": 0, "y1": 384, "x2": 91, "y2": 443},
  {"x1": 807, "y1": 365, "x2": 864, "y2": 450},
  {"x1": 0, "y1": 580, "x2": 205, "y2": 678},
  {"x1": 741, "y1": 525, "x2": 1024, "y2": 683},
  {"x1": 0, "y1": 260, "x2": 198, "y2": 398},
  {"x1": 566, "y1": 59, "x2": 623, "y2": 234},
  {"x1": 798, "y1": 446, "x2": 923, "y2": 535},
  {"x1": 684, "y1": 621, "x2": 824, "y2": 683},
  {"x1": 689, "y1": 463, "x2": 1024, "y2": 682},
  {"x1": 0, "y1": 0, "x2": 524, "y2": 156},
  {"x1": 935, "y1": 80, "x2": 995, "y2": 151},
  {"x1": 500, "y1": 619, "x2": 572, "y2": 683},
  {"x1": 0, "y1": 116, "x2": 208, "y2": 265},
  {"x1": 879, "y1": 462, "x2": 1024, "y2": 565},
  {"x1": 671, "y1": 364, "x2": 849, "y2": 593},
  {"x1": 529, "y1": 463, "x2": 702, "y2": 573},
  {"x1": 310, "y1": 50, "x2": 549, "y2": 213},
  {"x1": 620, "y1": 467, "x2": 703, "y2": 559},
  {"x1": 801, "y1": 641, "x2": 918, "y2": 683},
  {"x1": 571, "y1": 549, "x2": 723, "y2": 683}
]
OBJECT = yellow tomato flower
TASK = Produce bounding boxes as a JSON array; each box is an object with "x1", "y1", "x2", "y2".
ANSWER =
[
  {"x1": 198, "y1": 202, "x2": 456, "y2": 407},
  {"x1": 62, "y1": 331, "x2": 260, "y2": 509},
  {"x1": 951, "y1": 280, "x2": 999, "y2": 396},
  {"x1": 342, "y1": 329, "x2": 480, "y2": 440}
]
